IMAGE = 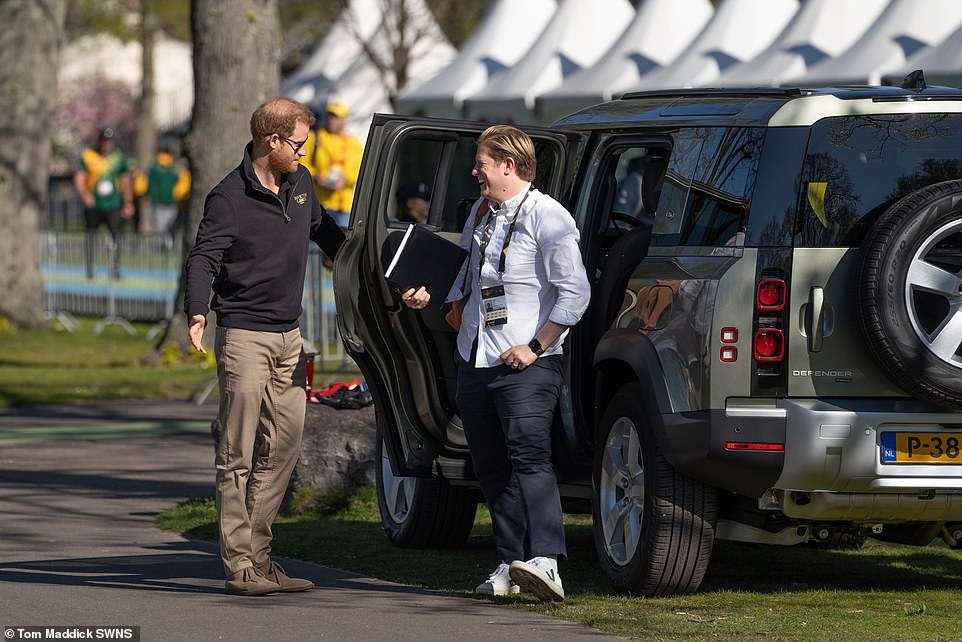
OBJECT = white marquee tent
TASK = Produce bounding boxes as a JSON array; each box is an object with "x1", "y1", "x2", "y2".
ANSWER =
[
  {"x1": 795, "y1": 0, "x2": 962, "y2": 87},
  {"x1": 536, "y1": 0, "x2": 714, "y2": 124},
  {"x1": 462, "y1": 0, "x2": 635, "y2": 124},
  {"x1": 715, "y1": 0, "x2": 891, "y2": 88},
  {"x1": 282, "y1": 0, "x2": 382, "y2": 107},
  {"x1": 626, "y1": 0, "x2": 799, "y2": 91},
  {"x1": 333, "y1": 12, "x2": 456, "y2": 139},
  {"x1": 394, "y1": 0, "x2": 557, "y2": 119},
  {"x1": 893, "y1": 20, "x2": 962, "y2": 88},
  {"x1": 287, "y1": 0, "x2": 456, "y2": 141}
]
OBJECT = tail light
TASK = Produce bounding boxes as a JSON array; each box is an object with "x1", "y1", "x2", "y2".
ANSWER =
[
  {"x1": 754, "y1": 269, "x2": 788, "y2": 377},
  {"x1": 720, "y1": 345, "x2": 738, "y2": 362},
  {"x1": 725, "y1": 441, "x2": 785, "y2": 452},
  {"x1": 753, "y1": 328, "x2": 784, "y2": 362},
  {"x1": 719, "y1": 326, "x2": 738, "y2": 363},
  {"x1": 756, "y1": 278, "x2": 786, "y2": 311}
]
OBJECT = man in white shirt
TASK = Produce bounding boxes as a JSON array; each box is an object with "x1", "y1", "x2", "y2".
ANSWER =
[{"x1": 402, "y1": 125, "x2": 590, "y2": 601}]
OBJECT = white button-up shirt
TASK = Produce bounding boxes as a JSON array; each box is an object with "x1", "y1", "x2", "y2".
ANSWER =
[{"x1": 448, "y1": 184, "x2": 590, "y2": 368}]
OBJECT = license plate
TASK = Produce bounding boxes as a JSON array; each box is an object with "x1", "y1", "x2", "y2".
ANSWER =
[{"x1": 881, "y1": 432, "x2": 962, "y2": 463}]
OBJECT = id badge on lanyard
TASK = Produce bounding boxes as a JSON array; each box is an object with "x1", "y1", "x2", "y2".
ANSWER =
[
  {"x1": 481, "y1": 284, "x2": 507, "y2": 326},
  {"x1": 477, "y1": 187, "x2": 533, "y2": 328}
]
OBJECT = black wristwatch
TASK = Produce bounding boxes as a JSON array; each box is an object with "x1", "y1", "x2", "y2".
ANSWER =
[{"x1": 528, "y1": 338, "x2": 545, "y2": 357}]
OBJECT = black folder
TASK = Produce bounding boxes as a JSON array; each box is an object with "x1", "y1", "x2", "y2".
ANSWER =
[{"x1": 384, "y1": 224, "x2": 468, "y2": 302}]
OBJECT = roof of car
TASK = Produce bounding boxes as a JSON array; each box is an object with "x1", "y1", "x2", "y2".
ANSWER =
[{"x1": 552, "y1": 85, "x2": 962, "y2": 129}]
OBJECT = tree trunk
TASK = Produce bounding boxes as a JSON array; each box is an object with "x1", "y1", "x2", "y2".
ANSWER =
[
  {"x1": 156, "y1": 0, "x2": 280, "y2": 354},
  {"x1": 135, "y1": 0, "x2": 158, "y2": 232},
  {"x1": 0, "y1": 0, "x2": 67, "y2": 327}
]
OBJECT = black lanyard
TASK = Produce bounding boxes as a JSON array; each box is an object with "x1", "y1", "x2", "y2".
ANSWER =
[{"x1": 478, "y1": 187, "x2": 533, "y2": 276}]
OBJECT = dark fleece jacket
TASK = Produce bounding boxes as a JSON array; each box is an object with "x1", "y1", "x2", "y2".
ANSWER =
[{"x1": 185, "y1": 142, "x2": 345, "y2": 331}]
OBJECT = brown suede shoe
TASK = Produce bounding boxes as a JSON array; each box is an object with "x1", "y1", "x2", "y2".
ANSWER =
[
  {"x1": 257, "y1": 560, "x2": 314, "y2": 592},
  {"x1": 225, "y1": 566, "x2": 280, "y2": 596}
]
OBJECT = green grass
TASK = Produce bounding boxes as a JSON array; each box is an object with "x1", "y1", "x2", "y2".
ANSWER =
[
  {"x1": 0, "y1": 316, "x2": 214, "y2": 406},
  {"x1": 13, "y1": 313, "x2": 961, "y2": 640},
  {"x1": 158, "y1": 490, "x2": 962, "y2": 642}
]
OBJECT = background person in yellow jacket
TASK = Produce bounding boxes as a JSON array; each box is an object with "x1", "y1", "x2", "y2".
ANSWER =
[
  {"x1": 72, "y1": 126, "x2": 134, "y2": 280},
  {"x1": 300, "y1": 99, "x2": 362, "y2": 229},
  {"x1": 145, "y1": 144, "x2": 189, "y2": 235}
]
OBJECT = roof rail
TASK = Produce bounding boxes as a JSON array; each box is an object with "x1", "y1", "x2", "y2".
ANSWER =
[{"x1": 619, "y1": 87, "x2": 807, "y2": 101}]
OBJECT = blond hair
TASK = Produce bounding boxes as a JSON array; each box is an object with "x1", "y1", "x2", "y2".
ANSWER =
[
  {"x1": 477, "y1": 125, "x2": 536, "y2": 181},
  {"x1": 250, "y1": 97, "x2": 315, "y2": 140}
]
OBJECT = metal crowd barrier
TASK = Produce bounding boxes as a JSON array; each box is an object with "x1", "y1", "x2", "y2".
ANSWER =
[
  {"x1": 40, "y1": 231, "x2": 348, "y2": 369},
  {"x1": 41, "y1": 231, "x2": 180, "y2": 329}
]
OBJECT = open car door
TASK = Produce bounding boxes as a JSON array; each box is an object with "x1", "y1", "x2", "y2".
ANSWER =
[{"x1": 334, "y1": 114, "x2": 583, "y2": 478}]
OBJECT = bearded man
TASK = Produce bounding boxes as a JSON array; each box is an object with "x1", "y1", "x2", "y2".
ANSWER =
[{"x1": 184, "y1": 97, "x2": 344, "y2": 596}]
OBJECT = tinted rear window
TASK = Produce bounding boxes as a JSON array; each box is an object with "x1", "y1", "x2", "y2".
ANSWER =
[{"x1": 797, "y1": 113, "x2": 962, "y2": 247}]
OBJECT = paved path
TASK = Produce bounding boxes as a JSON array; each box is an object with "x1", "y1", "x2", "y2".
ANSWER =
[{"x1": 0, "y1": 402, "x2": 624, "y2": 642}]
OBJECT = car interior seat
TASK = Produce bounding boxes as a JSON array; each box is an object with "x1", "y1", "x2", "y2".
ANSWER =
[{"x1": 594, "y1": 153, "x2": 668, "y2": 340}]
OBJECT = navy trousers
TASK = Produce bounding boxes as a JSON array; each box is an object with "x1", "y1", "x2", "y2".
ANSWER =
[{"x1": 457, "y1": 352, "x2": 567, "y2": 563}]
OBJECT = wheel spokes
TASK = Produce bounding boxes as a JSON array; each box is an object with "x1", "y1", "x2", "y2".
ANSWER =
[
  {"x1": 382, "y1": 448, "x2": 415, "y2": 523},
  {"x1": 600, "y1": 416, "x2": 646, "y2": 566},
  {"x1": 926, "y1": 307, "x2": 962, "y2": 363},
  {"x1": 602, "y1": 442, "x2": 627, "y2": 483},
  {"x1": 907, "y1": 258, "x2": 961, "y2": 297},
  {"x1": 625, "y1": 426, "x2": 644, "y2": 479},
  {"x1": 623, "y1": 503, "x2": 643, "y2": 561},
  {"x1": 602, "y1": 496, "x2": 630, "y2": 562}
]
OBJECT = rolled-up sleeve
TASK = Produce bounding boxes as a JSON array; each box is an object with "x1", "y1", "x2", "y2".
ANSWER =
[{"x1": 537, "y1": 205, "x2": 590, "y2": 326}]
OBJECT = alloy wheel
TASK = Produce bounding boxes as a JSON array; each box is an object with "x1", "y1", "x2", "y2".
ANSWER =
[
  {"x1": 598, "y1": 416, "x2": 646, "y2": 566},
  {"x1": 906, "y1": 218, "x2": 962, "y2": 367},
  {"x1": 381, "y1": 445, "x2": 416, "y2": 524}
]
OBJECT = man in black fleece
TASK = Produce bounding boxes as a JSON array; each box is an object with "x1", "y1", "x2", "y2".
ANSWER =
[{"x1": 185, "y1": 97, "x2": 345, "y2": 596}]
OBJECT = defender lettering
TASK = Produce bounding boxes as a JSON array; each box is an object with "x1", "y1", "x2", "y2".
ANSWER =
[{"x1": 792, "y1": 370, "x2": 854, "y2": 378}]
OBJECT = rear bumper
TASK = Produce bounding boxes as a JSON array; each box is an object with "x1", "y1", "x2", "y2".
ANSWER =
[
  {"x1": 775, "y1": 398, "x2": 962, "y2": 493},
  {"x1": 663, "y1": 397, "x2": 962, "y2": 513}
]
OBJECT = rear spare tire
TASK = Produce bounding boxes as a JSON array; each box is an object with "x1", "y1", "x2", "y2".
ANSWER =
[{"x1": 856, "y1": 180, "x2": 962, "y2": 409}]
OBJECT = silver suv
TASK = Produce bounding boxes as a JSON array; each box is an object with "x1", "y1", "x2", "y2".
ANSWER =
[{"x1": 333, "y1": 77, "x2": 962, "y2": 596}]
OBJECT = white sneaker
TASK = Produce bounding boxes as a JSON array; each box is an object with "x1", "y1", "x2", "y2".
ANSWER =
[
  {"x1": 509, "y1": 557, "x2": 564, "y2": 602},
  {"x1": 474, "y1": 562, "x2": 521, "y2": 596}
]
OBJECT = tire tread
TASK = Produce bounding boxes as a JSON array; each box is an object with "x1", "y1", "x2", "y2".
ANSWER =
[
  {"x1": 376, "y1": 427, "x2": 478, "y2": 549},
  {"x1": 855, "y1": 179, "x2": 962, "y2": 409}
]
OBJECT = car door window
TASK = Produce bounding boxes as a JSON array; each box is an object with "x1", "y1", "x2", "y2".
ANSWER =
[
  {"x1": 652, "y1": 127, "x2": 763, "y2": 247},
  {"x1": 385, "y1": 131, "x2": 567, "y2": 234},
  {"x1": 386, "y1": 138, "x2": 444, "y2": 227}
]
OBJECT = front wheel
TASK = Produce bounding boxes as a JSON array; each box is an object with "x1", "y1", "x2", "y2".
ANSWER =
[
  {"x1": 375, "y1": 424, "x2": 478, "y2": 548},
  {"x1": 592, "y1": 383, "x2": 717, "y2": 596}
]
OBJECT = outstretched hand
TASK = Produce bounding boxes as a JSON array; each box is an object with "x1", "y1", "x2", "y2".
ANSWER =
[{"x1": 189, "y1": 314, "x2": 207, "y2": 354}]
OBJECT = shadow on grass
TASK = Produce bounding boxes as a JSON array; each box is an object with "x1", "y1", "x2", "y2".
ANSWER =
[
  {"x1": 183, "y1": 512, "x2": 962, "y2": 598},
  {"x1": 701, "y1": 540, "x2": 962, "y2": 594}
]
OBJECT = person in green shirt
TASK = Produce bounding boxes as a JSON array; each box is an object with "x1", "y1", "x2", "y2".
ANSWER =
[
  {"x1": 146, "y1": 144, "x2": 183, "y2": 235},
  {"x1": 72, "y1": 126, "x2": 134, "y2": 279}
]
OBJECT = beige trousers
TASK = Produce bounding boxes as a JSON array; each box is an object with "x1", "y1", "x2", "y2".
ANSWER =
[{"x1": 214, "y1": 326, "x2": 305, "y2": 576}]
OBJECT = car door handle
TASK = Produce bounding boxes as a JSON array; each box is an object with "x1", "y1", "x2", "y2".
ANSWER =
[{"x1": 808, "y1": 286, "x2": 824, "y2": 352}]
